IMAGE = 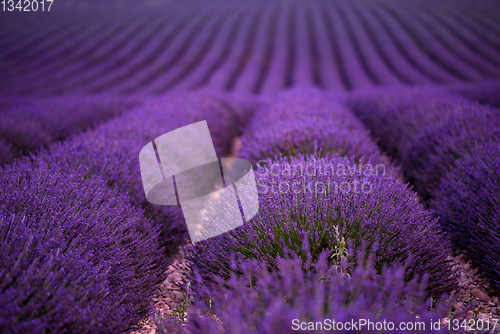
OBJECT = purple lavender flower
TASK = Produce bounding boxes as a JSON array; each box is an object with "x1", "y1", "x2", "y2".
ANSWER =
[
  {"x1": 38, "y1": 92, "x2": 246, "y2": 254},
  {"x1": 0, "y1": 158, "x2": 166, "y2": 333},
  {"x1": 346, "y1": 87, "x2": 467, "y2": 159},
  {"x1": 239, "y1": 89, "x2": 386, "y2": 165},
  {"x1": 162, "y1": 247, "x2": 462, "y2": 334},
  {"x1": 433, "y1": 143, "x2": 500, "y2": 293},
  {"x1": 402, "y1": 104, "x2": 500, "y2": 198},
  {"x1": 0, "y1": 95, "x2": 137, "y2": 164},
  {"x1": 346, "y1": 87, "x2": 499, "y2": 199},
  {"x1": 346, "y1": 84, "x2": 500, "y2": 296},
  {"x1": 188, "y1": 154, "x2": 456, "y2": 297}
]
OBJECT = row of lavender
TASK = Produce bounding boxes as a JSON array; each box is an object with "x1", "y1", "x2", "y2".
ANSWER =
[
  {"x1": 163, "y1": 89, "x2": 465, "y2": 333},
  {"x1": 346, "y1": 81, "x2": 500, "y2": 294},
  {"x1": 0, "y1": 94, "x2": 137, "y2": 165},
  {"x1": 0, "y1": 93, "x2": 247, "y2": 333},
  {"x1": 2, "y1": 81, "x2": 498, "y2": 332},
  {"x1": 1, "y1": 0, "x2": 500, "y2": 96}
]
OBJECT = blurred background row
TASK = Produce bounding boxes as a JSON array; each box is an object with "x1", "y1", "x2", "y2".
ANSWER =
[{"x1": 1, "y1": 0, "x2": 500, "y2": 97}]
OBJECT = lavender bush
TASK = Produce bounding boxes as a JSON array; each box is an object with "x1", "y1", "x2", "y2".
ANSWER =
[
  {"x1": 346, "y1": 88, "x2": 499, "y2": 198},
  {"x1": 433, "y1": 143, "x2": 500, "y2": 294},
  {"x1": 402, "y1": 105, "x2": 500, "y2": 197},
  {"x1": 0, "y1": 95, "x2": 137, "y2": 164},
  {"x1": 38, "y1": 92, "x2": 246, "y2": 254},
  {"x1": 162, "y1": 247, "x2": 463, "y2": 334},
  {"x1": 346, "y1": 88, "x2": 464, "y2": 159},
  {"x1": 239, "y1": 89, "x2": 385, "y2": 165},
  {"x1": 188, "y1": 154, "x2": 456, "y2": 297},
  {"x1": 0, "y1": 158, "x2": 166, "y2": 333}
]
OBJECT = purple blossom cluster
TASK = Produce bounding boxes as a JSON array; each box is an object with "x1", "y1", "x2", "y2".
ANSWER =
[
  {"x1": 0, "y1": 158, "x2": 166, "y2": 333},
  {"x1": 188, "y1": 154, "x2": 456, "y2": 297},
  {"x1": 0, "y1": 95, "x2": 137, "y2": 165},
  {"x1": 347, "y1": 86, "x2": 500, "y2": 294},
  {"x1": 403, "y1": 104, "x2": 500, "y2": 198},
  {"x1": 239, "y1": 89, "x2": 386, "y2": 165},
  {"x1": 433, "y1": 143, "x2": 500, "y2": 293},
  {"x1": 346, "y1": 87, "x2": 459, "y2": 160},
  {"x1": 162, "y1": 248, "x2": 463, "y2": 334},
  {"x1": 346, "y1": 88, "x2": 500, "y2": 199},
  {"x1": 1, "y1": 0, "x2": 500, "y2": 331},
  {"x1": 38, "y1": 92, "x2": 246, "y2": 255}
]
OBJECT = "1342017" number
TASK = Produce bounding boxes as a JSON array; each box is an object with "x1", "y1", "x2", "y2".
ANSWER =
[{"x1": 2, "y1": 0, "x2": 54, "y2": 11}]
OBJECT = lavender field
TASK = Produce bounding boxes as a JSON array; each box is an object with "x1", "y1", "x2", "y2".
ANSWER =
[{"x1": 1, "y1": 0, "x2": 500, "y2": 333}]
